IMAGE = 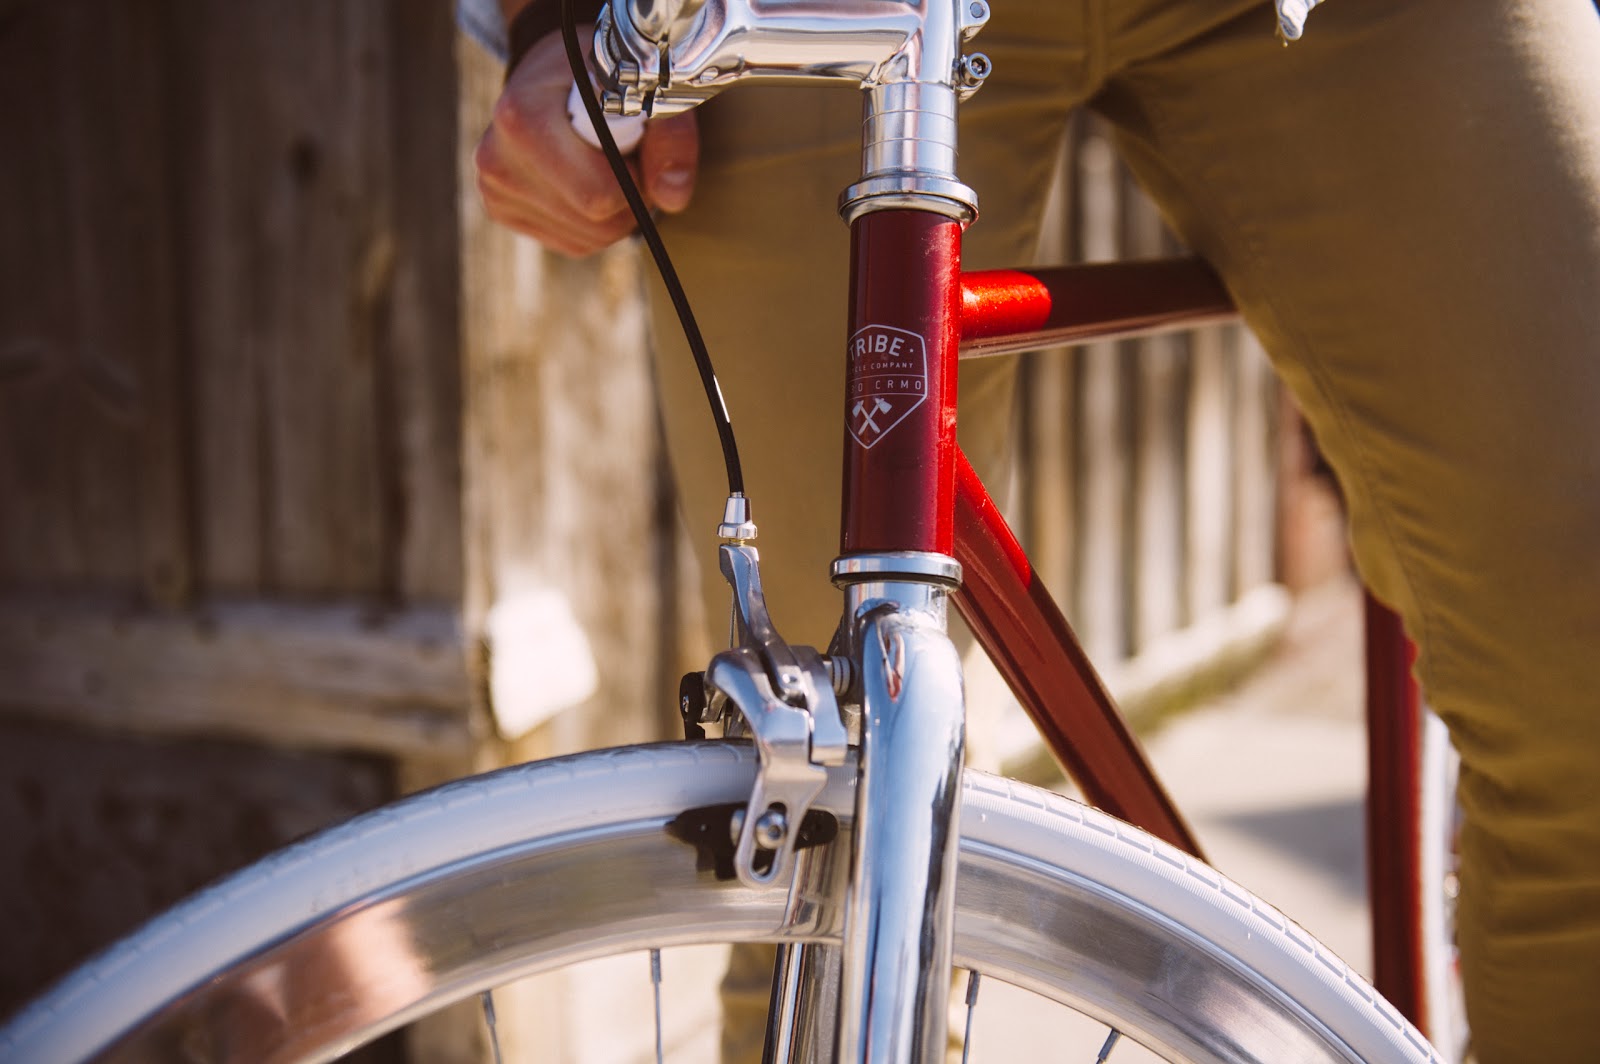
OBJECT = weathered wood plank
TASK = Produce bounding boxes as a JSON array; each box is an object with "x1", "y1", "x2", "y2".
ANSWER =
[
  {"x1": 92, "y1": 0, "x2": 183, "y2": 595},
  {"x1": 1232, "y1": 329, "x2": 1278, "y2": 594},
  {"x1": 1024, "y1": 351, "x2": 1077, "y2": 593},
  {"x1": 0, "y1": 1, "x2": 191, "y2": 598},
  {"x1": 0, "y1": 595, "x2": 478, "y2": 756},
  {"x1": 264, "y1": 2, "x2": 384, "y2": 596},
  {"x1": 1126, "y1": 197, "x2": 1186, "y2": 650},
  {"x1": 42, "y1": 3, "x2": 145, "y2": 588},
  {"x1": 384, "y1": 0, "x2": 467, "y2": 603},
  {"x1": 175, "y1": 2, "x2": 390, "y2": 597},
  {"x1": 1071, "y1": 133, "x2": 1128, "y2": 662},
  {"x1": 116, "y1": 2, "x2": 194, "y2": 607},
  {"x1": 1129, "y1": 332, "x2": 1186, "y2": 648},
  {"x1": 1186, "y1": 325, "x2": 1234, "y2": 616},
  {"x1": 162, "y1": 0, "x2": 265, "y2": 592},
  {"x1": 1020, "y1": 133, "x2": 1077, "y2": 600},
  {"x1": 0, "y1": 1, "x2": 76, "y2": 586}
]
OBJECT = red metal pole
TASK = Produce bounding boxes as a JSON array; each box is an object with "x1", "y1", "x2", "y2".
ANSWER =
[
  {"x1": 1365, "y1": 592, "x2": 1427, "y2": 1029},
  {"x1": 952, "y1": 452, "x2": 1204, "y2": 858},
  {"x1": 959, "y1": 258, "x2": 1236, "y2": 358},
  {"x1": 840, "y1": 211, "x2": 962, "y2": 556}
]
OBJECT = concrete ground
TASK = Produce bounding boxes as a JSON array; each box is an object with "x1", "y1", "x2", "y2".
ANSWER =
[{"x1": 1141, "y1": 573, "x2": 1370, "y2": 973}]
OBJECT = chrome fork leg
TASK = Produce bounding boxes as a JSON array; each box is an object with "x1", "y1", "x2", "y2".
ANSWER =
[
  {"x1": 836, "y1": 586, "x2": 966, "y2": 1063},
  {"x1": 764, "y1": 943, "x2": 843, "y2": 1063}
]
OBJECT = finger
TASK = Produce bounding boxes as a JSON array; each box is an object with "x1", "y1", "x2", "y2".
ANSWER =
[
  {"x1": 487, "y1": 30, "x2": 641, "y2": 221},
  {"x1": 477, "y1": 156, "x2": 636, "y2": 253},
  {"x1": 485, "y1": 196, "x2": 638, "y2": 258},
  {"x1": 476, "y1": 103, "x2": 631, "y2": 225},
  {"x1": 640, "y1": 111, "x2": 699, "y2": 214}
]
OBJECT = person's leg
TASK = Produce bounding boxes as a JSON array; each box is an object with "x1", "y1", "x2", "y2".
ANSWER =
[{"x1": 1094, "y1": 2, "x2": 1600, "y2": 1059}]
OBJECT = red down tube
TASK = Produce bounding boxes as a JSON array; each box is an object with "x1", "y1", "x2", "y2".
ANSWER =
[
  {"x1": 952, "y1": 453, "x2": 1202, "y2": 857},
  {"x1": 840, "y1": 211, "x2": 961, "y2": 555}
]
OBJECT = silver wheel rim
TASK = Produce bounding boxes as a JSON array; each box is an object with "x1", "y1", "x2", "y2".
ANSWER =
[{"x1": 3, "y1": 744, "x2": 1436, "y2": 1064}]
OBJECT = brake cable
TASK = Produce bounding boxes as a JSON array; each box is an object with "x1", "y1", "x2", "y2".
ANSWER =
[{"x1": 560, "y1": 0, "x2": 746, "y2": 499}]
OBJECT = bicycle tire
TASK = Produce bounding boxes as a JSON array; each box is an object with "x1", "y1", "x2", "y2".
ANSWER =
[
  {"x1": 1417, "y1": 707, "x2": 1468, "y2": 1062},
  {"x1": 0, "y1": 741, "x2": 1441, "y2": 1063}
]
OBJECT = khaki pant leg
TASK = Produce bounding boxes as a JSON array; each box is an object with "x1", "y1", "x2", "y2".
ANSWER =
[{"x1": 1093, "y1": 2, "x2": 1600, "y2": 1060}]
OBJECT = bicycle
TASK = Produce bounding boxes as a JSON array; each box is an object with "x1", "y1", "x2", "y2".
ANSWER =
[{"x1": 0, "y1": 1, "x2": 1455, "y2": 1061}]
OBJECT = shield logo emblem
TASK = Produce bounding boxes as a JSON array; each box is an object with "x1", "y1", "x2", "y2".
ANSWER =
[{"x1": 847, "y1": 324, "x2": 928, "y2": 448}]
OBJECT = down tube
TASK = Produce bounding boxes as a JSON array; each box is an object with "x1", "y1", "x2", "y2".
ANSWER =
[{"x1": 952, "y1": 453, "x2": 1203, "y2": 857}]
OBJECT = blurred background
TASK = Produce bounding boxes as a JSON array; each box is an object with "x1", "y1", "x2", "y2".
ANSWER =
[{"x1": 0, "y1": 1, "x2": 1353, "y2": 1059}]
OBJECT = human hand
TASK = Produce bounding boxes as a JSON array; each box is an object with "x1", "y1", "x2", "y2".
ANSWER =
[{"x1": 474, "y1": 29, "x2": 699, "y2": 257}]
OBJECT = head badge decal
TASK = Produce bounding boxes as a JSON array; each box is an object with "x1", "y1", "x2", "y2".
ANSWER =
[{"x1": 847, "y1": 324, "x2": 927, "y2": 448}]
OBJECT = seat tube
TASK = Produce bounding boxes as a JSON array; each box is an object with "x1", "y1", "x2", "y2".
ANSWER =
[{"x1": 829, "y1": 45, "x2": 983, "y2": 1060}]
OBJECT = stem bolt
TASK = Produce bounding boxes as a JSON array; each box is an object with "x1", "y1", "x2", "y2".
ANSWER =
[{"x1": 955, "y1": 52, "x2": 992, "y2": 89}]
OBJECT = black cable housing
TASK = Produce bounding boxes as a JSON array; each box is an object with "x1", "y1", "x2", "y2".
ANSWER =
[{"x1": 560, "y1": 0, "x2": 746, "y2": 498}]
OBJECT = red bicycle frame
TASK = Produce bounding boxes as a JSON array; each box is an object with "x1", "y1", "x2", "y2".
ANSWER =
[{"x1": 839, "y1": 208, "x2": 1432, "y2": 1030}]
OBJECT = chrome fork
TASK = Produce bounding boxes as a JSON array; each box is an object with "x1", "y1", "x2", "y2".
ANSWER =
[
  {"x1": 698, "y1": 529, "x2": 968, "y2": 1062},
  {"x1": 835, "y1": 569, "x2": 966, "y2": 1062}
]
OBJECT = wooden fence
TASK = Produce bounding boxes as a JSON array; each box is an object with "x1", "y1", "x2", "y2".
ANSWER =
[{"x1": 0, "y1": 7, "x2": 1291, "y2": 1060}]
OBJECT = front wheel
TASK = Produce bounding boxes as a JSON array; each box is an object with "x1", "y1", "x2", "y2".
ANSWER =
[
  {"x1": 1417, "y1": 706, "x2": 1468, "y2": 1062},
  {"x1": 1, "y1": 742, "x2": 1440, "y2": 1063}
]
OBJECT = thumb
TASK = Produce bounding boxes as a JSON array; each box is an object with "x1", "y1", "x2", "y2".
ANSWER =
[{"x1": 641, "y1": 111, "x2": 700, "y2": 214}]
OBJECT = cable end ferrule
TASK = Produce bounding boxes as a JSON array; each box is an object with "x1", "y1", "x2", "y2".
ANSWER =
[{"x1": 718, "y1": 493, "x2": 758, "y2": 542}]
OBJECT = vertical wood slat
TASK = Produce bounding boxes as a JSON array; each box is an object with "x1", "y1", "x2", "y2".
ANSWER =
[
  {"x1": 1072, "y1": 131, "x2": 1130, "y2": 664},
  {"x1": 0, "y1": 0, "x2": 463, "y2": 603},
  {"x1": 166, "y1": 0, "x2": 264, "y2": 592},
  {"x1": 1186, "y1": 326, "x2": 1234, "y2": 618},
  {"x1": 383, "y1": 0, "x2": 467, "y2": 603},
  {"x1": 0, "y1": 1, "x2": 191, "y2": 600},
  {"x1": 1015, "y1": 116, "x2": 1281, "y2": 676},
  {"x1": 167, "y1": 0, "x2": 421, "y2": 599},
  {"x1": 1232, "y1": 330, "x2": 1278, "y2": 595},
  {"x1": 256, "y1": 2, "x2": 383, "y2": 596},
  {"x1": 1125, "y1": 193, "x2": 1186, "y2": 648},
  {"x1": 108, "y1": 3, "x2": 193, "y2": 607},
  {"x1": 1020, "y1": 132, "x2": 1077, "y2": 602},
  {"x1": 0, "y1": 5, "x2": 92, "y2": 584}
]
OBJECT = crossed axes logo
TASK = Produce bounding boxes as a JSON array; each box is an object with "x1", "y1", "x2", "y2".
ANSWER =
[{"x1": 852, "y1": 396, "x2": 893, "y2": 435}]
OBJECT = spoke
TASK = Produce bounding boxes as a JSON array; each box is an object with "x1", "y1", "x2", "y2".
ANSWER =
[
  {"x1": 480, "y1": 990, "x2": 504, "y2": 1064},
  {"x1": 651, "y1": 948, "x2": 666, "y2": 1064},
  {"x1": 1095, "y1": 1029, "x2": 1122, "y2": 1062},
  {"x1": 960, "y1": 970, "x2": 981, "y2": 1064}
]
